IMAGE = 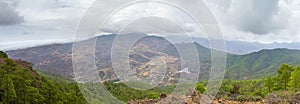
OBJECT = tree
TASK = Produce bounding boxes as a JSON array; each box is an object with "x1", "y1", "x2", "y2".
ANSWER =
[
  {"x1": 40, "y1": 79, "x2": 59, "y2": 104},
  {"x1": 1, "y1": 75, "x2": 17, "y2": 104},
  {"x1": 289, "y1": 67, "x2": 300, "y2": 91},
  {"x1": 12, "y1": 69, "x2": 41, "y2": 104},
  {"x1": 0, "y1": 51, "x2": 8, "y2": 58},
  {"x1": 25, "y1": 86, "x2": 44, "y2": 104},
  {"x1": 2, "y1": 59, "x2": 18, "y2": 74},
  {"x1": 277, "y1": 64, "x2": 294, "y2": 90},
  {"x1": 195, "y1": 83, "x2": 206, "y2": 94},
  {"x1": 265, "y1": 77, "x2": 273, "y2": 93}
]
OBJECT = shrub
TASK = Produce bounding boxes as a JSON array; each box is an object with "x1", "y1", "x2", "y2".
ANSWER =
[
  {"x1": 0, "y1": 51, "x2": 8, "y2": 58},
  {"x1": 237, "y1": 95, "x2": 247, "y2": 101},
  {"x1": 195, "y1": 83, "x2": 206, "y2": 94},
  {"x1": 250, "y1": 96, "x2": 262, "y2": 101}
]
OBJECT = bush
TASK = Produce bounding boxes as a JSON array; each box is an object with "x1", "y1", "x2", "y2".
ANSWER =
[
  {"x1": 148, "y1": 92, "x2": 159, "y2": 99},
  {"x1": 195, "y1": 83, "x2": 206, "y2": 94},
  {"x1": 0, "y1": 51, "x2": 8, "y2": 58},
  {"x1": 237, "y1": 95, "x2": 247, "y2": 101},
  {"x1": 250, "y1": 96, "x2": 262, "y2": 101},
  {"x1": 252, "y1": 90, "x2": 266, "y2": 98}
]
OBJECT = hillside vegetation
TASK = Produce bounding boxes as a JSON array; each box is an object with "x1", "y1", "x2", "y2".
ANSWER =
[
  {"x1": 1, "y1": 50, "x2": 300, "y2": 103},
  {"x1": 0, "y1": 51, "x2": 174, "y2": 103},
  {"x1": 214, "y1": 64, "x2": 300, "y2": 103},
  {"x1": 226, "y1": 48, "x2": 300, "y2": 79},
  {"x1": 0, "y1": 51, "x2": 86, "y2": 104}
]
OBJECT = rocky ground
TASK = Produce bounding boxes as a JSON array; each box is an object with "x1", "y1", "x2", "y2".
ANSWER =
[
  {"x1": 127, "y1": 90, "x2": 272, "y2": 104},
  {"x1": 128, "y1": 91, "x2": 300, "y2": 104}
]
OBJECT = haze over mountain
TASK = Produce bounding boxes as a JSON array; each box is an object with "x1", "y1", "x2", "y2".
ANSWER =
[
  {"x1": 6, "y1": 34, "x2": 300, "y2": 81},
  {"x1": 166, "y1": 35, "x2": 300, "y2": 54},
  {"x1": 3, "y1": 33, "x2": 300, "y2": 55}
]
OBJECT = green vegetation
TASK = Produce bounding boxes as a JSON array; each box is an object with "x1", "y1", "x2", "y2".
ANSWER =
[
  {"x1": 0, "y1": 51, "x2": 87, "y2": 104},
  {"x1": 2, "y1": 49, "x2": 300, "y2": 103},
  {"x1": 215, "y1": 79, "x2": 265, "y2": 101},
  {"x1": 195, "y1": 83, "x2": 206, "y2": 94},
  {"x1": 277, "y1": 64, "x2": 294, "y2": 90},
  {"x1": 214, "y1": 63, "x2": 300, "y2": 101},
  {"x1": 103, "y1": 82, "x2": 173, "y2": 102},
  {"x1": 85, "y1": 63, "x2": 300, "y2": 102},
  {"x1": 225, "y1": 49, "x2": 300, "y2": 80},
  {"x1": 0, "y1": 51, "x2": 175, "y2": 103},
  {"x1": 0, "y1": 51, "x2": 8, "y2": 58},
  {"x1": 289, "y1": 67, "x2": 300, "y2": 91}
]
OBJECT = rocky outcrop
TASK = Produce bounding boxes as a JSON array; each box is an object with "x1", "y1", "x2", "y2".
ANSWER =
[{"x1": 268, "y1": 92, "x2": 300, "y2": 104}]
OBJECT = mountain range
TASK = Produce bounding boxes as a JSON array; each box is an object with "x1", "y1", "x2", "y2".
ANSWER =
[
  {"x1": 6, "y1": 34, "x2": 300, "y2": 81},
  {"x1": 166, "y1": 35, "x2": 300, "y2": 54}
]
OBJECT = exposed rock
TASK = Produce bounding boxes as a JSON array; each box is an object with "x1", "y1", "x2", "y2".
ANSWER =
[
  {"x1": 160, "y1": 94, "x2": 167, "y2": 99},
  {"x1": 156, "y1": 94, "x2": 186, "y2": 104},
  {"x1": 15, "y1": 59, "x2": 33, "y2": 69},
  {"x1": 290, "y1": 92, "x2": 300, "y2": 103},
  {"x1": 128, "y1": 91, "x2": 268, "y2": 104},
  {"x1": 268, "y1": 93, "x2": 280, "y2": 104}
]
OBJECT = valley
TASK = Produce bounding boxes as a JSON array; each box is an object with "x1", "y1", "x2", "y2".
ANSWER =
[{"x1": 6, "y1": 34, "x2": 300, "y2": 81}]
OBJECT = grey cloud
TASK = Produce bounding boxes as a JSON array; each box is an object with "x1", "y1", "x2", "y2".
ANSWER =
[
  {"x1": 102, "y1": 0, "x2": 290, "y2": 35},
  {"x1": 0, "y1": 1, "x2": 24, "y2": 26},
  {"x1": 96, "y1": 0, "x2": 295, "y2": 38},
  {"x1": 208, "y1": 0, "x2": 293, "y2": 35},
  {"x1": 229, "y1": 0, "x2": 283, "y2": 34},
  {"x1": 80, "y1": 0, "x2": 219, "y2": 37}
]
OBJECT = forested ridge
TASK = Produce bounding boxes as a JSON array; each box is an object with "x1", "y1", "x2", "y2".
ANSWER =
[{"x1": 0, "y1": 51, "x2": 86, "y2": 104}]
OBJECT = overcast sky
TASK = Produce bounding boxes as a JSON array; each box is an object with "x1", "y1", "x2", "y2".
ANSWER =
[{"x1": 0, "y1": 0, "x2": 300, "y2": 50}]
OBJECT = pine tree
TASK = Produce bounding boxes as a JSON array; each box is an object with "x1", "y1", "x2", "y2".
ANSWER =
[
  {"x1": 12, "y1": 69, "x2": 34, "y2": 104},
  {"x1": 0, "y1": 51, "x2": 8, "y2": 58},
  {"x1": 289, "y1": 67, "x2": 300, "y2": 91},
  {"x1": 265, "y1": 77, "x2": 273, "y2": 93},
  {"x1": 26, "y1": 86, "x2": 43, "y2": 104},
  {"x1": 1, "y1": 75, "x2": 17, "y2": 104},
  {"x1": 2, "y1": 59, "x2": 18, "y2": 74},
  {"x1": 277, "y1": 64, "x2": 294, "y2": 90}
]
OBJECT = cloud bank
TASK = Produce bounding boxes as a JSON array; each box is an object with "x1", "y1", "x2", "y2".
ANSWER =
[
  {"x1": 0, "y1": 1, "x2": 24, "y2": 25},
  {"x1": 1, "y1": 0, "x2": 300, "y2": 51},
  {"x1": 206, "y1": 0, "x2": 299, "y2": 43}
]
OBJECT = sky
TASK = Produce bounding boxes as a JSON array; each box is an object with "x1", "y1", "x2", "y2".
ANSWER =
[{"x1": 0, "y1": 0, "x2": 300, "y2": 50}]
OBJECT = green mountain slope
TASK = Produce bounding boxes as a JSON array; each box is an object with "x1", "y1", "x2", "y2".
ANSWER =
[
  {"x1": 226, "y1": 48, "x2": 300, "y2": 79},
  {"x1": 0, "y1": 51, "x2": 87, "y2": 104}
]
